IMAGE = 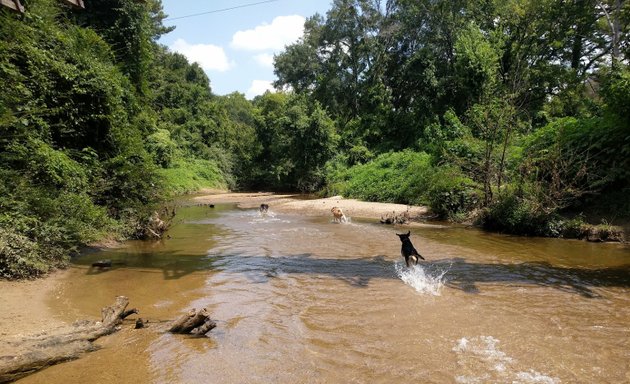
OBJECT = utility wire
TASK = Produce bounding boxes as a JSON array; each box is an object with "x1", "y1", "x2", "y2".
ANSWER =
[{"x1": 164, "y1": 0, "x2": 281, "y2": 21}]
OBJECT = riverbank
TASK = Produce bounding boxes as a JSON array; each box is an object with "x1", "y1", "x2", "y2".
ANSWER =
[
  {"x1": 193, "y1": 192, "x2": 628, "y2": 241},
  {"x1": 0, "y1": 269, "x2": 70, "y2": 345},
  {"x1": 192, "y1": 192, "x2": 432, "y2": 223}
]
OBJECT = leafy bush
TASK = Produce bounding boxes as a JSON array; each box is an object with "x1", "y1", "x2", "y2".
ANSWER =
[
  {"x1": 479, "y1": 188, "x2": 558, "y2": 236},
  {"x1": 0, "y1": 175, "x2": 116, "y2": 279},
  {"x1": 9, "y1": 138, "x2": 88, "y2": 192},
  {"x1": 427, "y1": 167, "x2": 482, "y2": 220},
  {"x1": 347, "y1": 144, "x2": 374, "y2": 165},
  {"x1": 0, "y1": 228, "x2": 66, "y2": 279},
  {"x1": 146, "y1": 129, "x2": 178, "y2": 168},
  {"x1": 157, "y1": 158, "x2": 227, "y2": 195},
  {"x1": 601, "y1": 66, "x2": 630, "y2": 120},
  {"x1": 325, "y1": 150, "x2": 435, "y2": 205},
  {"x1": 559, "y1": 216, "x2": 589, "y2": 239}
]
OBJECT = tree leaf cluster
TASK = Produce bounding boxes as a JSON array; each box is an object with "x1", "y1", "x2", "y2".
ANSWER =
[
  {"x1": 0, "y1": 0, "x2": 217, "y2": 278},
  {"x1": 274, "y1": 0, "x2": 630, "y2": 231}
]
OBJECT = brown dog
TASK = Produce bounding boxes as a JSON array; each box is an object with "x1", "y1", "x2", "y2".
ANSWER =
[{"x1": 331, "y1": 206, "x2": 347, "y2": 223}]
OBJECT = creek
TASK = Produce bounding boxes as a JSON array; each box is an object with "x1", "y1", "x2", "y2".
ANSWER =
[{"x1": 18, "y1": 202, "x2": 630, "y2": 383}]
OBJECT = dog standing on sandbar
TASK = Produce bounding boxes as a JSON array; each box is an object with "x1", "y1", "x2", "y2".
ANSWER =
[{"x1": 396, "y1": 231, "x2": 425, "y2": 267}]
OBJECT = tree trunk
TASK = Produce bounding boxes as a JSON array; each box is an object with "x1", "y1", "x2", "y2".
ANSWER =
[{"x1": 0, "y1": 296, "x2": 137, "y2": 383}]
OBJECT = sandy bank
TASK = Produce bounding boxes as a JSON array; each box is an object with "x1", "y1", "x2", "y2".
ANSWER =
[
  {"x1": 192, "y1": 192, "x2": 431, "y2": 222},
  {"x1": 0, "y1": 269, "x2": 70, "y2": 345}
]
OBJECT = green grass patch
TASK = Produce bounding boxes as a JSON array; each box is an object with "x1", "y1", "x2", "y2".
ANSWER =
[
  {"x1": 326, "y1": 150, "x2": 481, "y2": 219},
  {"x1": 158, "y1": 158, "x2": 228, "y2": 195},
  {"x1": 326, "y1": 150, "x2": 434, "y2": 205}
]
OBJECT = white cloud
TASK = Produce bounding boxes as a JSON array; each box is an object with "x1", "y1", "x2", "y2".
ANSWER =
[
  {"x1": 170, "y1": 38, "x2": 232, "y2": 72},
  {"x1": 254, "y1": 53, "x2": 274, "y2": 68},
  {"x1": 246, "y1": 80, "x2": 274, "y2": 99},
  {"x1": 231, "y1": 15, "x2": 305, "y2": 52}
]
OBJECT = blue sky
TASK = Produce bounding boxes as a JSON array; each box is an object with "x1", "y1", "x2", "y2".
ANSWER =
[{"x1": 158, "y1": 1, "x2": 333, "y2": 98}]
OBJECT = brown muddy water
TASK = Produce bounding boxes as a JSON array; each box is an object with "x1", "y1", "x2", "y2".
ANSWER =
[{"x1": 19, "y1": 203, "x2": 630, "y2": 383}]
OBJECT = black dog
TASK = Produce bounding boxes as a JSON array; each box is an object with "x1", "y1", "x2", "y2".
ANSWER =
[
  {"x1": 259, "y1": 204, "x2": 269, "y2": 214},
  {"x1": 396, "y1": 231, "x2": 425, "y2": 267}
]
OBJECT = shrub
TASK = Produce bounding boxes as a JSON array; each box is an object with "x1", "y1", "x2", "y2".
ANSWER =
[
  {"x1": 326, "y1": 150, "x2": 435, "y2": 205},
  {"x1": 0, "y1": 228, "x2": 66, "y2": 279},
  {"x1": 0, "y1": 187, "x2": 114, "y2": 279},
  {"x1": 427, "y1": 167, "x2": 482, "y2": 220},
  {"x1": 146, "y1": 129, "x2": 178, "y2": 168},
  {"x1": 479, "y1": 188, "x2": 558, "y2": 236},
  {"x1": 158, "y1": 158, "x2": 227, "y2": 195},
  {"x1": 347, "y1": 144, "x2": 374, "y2": 165},
  {"x1": 560, "y1": 216, "x2": 589, "y2": 239}
]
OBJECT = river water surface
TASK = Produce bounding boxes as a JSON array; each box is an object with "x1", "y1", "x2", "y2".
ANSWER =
[{"x1": 19, "y1": 203, "x2": 630, "y2": 383}]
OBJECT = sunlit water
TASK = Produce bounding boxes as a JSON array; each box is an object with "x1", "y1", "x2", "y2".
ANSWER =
[{"x1": 18, "y1": 203, "x2": 630, "y2": 383}]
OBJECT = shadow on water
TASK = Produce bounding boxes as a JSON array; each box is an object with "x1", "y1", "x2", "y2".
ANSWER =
[
  {"x1": 434, "y1": 258, "x2": 630, "y2": 298},
  {"x1": 79, "y1": 249, "x2": 630, "y2": 297},
  {"x1": 80, "y1": 252, "x2": 393, "y2": 287},
  {"x1": 212, "y1": 253, "x2": 393, "y2": 287},
  {"x1": 81, "y1": 250, "x2": 217, "y2": 280}
]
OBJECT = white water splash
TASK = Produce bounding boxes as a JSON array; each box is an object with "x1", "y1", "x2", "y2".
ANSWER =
[
  {"x1": 453, "y1": 336, "x2": 560, "y2": 384},
  {"x1": 330, "y1": 216, "x2": 352, "y2": 224},
  {"x1": 249, "y1": 210, "x2": 291, "y2": 224},
  {"x1": 394, "y1": 262, "x2": 448, "y2": 296}
]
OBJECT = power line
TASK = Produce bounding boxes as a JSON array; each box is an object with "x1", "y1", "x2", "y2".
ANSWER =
[{"x1": 164, "y1": 0, "x2": 281, "y2": 21}]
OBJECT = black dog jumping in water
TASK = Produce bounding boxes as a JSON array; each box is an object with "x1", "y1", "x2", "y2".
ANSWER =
[
  {"x1": 259, "y1": 204, "x2": 269, "y2": 214},
  {"x1": 396, "y1": 231, "x2": 425, "y2": 267}
]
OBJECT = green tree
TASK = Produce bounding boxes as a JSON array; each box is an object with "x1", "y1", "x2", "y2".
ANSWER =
[
  {"x1": 71, "y1": 0, "x2": 173, "y2": 95},
  {"x1": 252, "y1": 92, "x2": 338, "y2": 191}
]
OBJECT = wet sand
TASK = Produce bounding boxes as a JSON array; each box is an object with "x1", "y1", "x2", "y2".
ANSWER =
[
  {"x1": 0, "y1": 269, "x2": 70, "y2": 349},
  {"x1": 192, "y1": 192, "x2": 431, "y2": 221},
  {"x1": 0, "y1": 240, "x2": 129, "y2": 348}
]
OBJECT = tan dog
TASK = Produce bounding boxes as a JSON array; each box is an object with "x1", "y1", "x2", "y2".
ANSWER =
[{"x1": 331, "y1": 206, "x2": 347, "y2": 223}]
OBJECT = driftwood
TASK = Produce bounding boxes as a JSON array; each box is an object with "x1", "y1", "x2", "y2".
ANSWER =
[
  {"x1": 168, "y1": 308, "x2": 216, "y2": 336},
  {"x1": 0, "y1": 296, "x2": 138, "y2": 383},
  {"x1": 380, "y1": 210, "x2": 410, "y2": 225},
  {"x1": 139, "y1": 206, "x2": 176, "y2": 240}
]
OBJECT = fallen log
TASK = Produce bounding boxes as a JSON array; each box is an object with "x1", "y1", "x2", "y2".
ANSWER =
[
  {"x1": 380, "y1": 210, "x2": 410, "y2": 225},
  {"x1": 192, "y1": 319, "x2": 217, "y2": 335},
  {"x1": 0, "y1": 296, "x2": 138, "y2": 383},
  {"x1": 168, "y1": 308, "x2": 216, "y2": 335}
]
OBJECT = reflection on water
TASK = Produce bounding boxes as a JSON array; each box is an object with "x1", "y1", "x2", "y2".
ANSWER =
[{"x1": 19, "y1": 203, "x2": 630, "y2": 384}]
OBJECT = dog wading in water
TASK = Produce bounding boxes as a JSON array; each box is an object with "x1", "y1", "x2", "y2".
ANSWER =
[
  {"x1": 331, "y1": 206, "x2": 347, "y2": 223},
  {"x1": 396, "y1": 231, "x2": 425, "y2": 267},
  {"x1": 259, "y1": 204, "x2": 269, "y2": 214}
]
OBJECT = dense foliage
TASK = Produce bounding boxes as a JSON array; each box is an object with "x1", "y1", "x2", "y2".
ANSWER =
[
  {"x1": 276, "y1": 0, "x2": 630, "y2": 233},
  {"x1": 0, "y1": 0, "x2": 227, "y2": 278},
  {"x1": 1, "y1": 0, "x2": 629, "y2": 278}
]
